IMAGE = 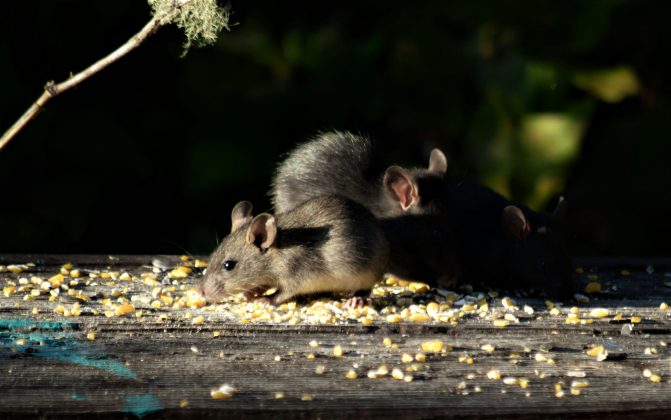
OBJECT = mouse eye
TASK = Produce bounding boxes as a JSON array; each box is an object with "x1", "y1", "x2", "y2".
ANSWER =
[{"x1": 223, "y1": 260, "x2": 237, "y2": 271}]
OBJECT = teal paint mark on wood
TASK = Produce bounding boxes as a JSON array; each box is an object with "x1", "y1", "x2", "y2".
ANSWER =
[
  {"x1": 121, "y1": 394, "x2": 163, "y2": 418},
  {"x1": 0, "y1": 319, "x2": 76, "y2": 331},
  {"x1": 0, "y1": 317, "x2": 136, "y2": 379}
]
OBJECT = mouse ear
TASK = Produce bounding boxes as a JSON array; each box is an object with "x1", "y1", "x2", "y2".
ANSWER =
[
  {"x1": 553, "y1": 196, "x2": 567, "y2": 220},
  {"x1": 383, "y1": 166, "x2": 419, "y2": 211},
  {"x1": 428, "y1": 148, "x2": 448, "y2": 175},
  {"x1": 246, "y1": 214, "x2": 277, "y2": 251},
  {"x1": 231, "y1": 201, "x2": 254, "y2": 232},
  {"x1": 502, "y1": 205, "x2": 531, "y2": 240}
]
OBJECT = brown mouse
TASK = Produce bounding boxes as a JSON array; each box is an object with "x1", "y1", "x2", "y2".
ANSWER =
[{"x1": 199, "y1": 195, "x2": 389, "y2": 305}]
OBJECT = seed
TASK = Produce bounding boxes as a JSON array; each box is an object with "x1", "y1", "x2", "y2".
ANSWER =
[
  {"x1": 630, "y1": 316, "x2": 641, "y2": 323},
  {"x1": 391, "y1": 368, "x2": 405, "y2": 380},
  {"x1": 195, "y1": 259, "x2": 208, "y2": 268},
  {"x1": 518, "y1": 378, "x2": 529, "y2": 389},
  {"x1": 588, "y1": 308, "x2": 609, "y2": 318},
  {"x1": 571, "y1": 380, "x2": 589, "y2": 388},
  {"x1": 210, "y1": 384, "x2": 236, "y2": 399},
  {"x1": 301, "y1": 394, "x2": 313, "y2": 401},
  {"x1": 504, "y1": 313, "x2": 518, "y2": 322},
  {"x1": 192, "y1": 316, "x2": 205, "y2": 325},
  {"x1": 584, "y1": 282, "x2": 601, "y2": 294},
  {"x1": 523, "y1": 305, "x2": 534, "y2": 315},
  {"x1": 421, "y1": 340, "x2": 445, "y2": 353},
  {"x1": 534, "y1": 353, "x2": 548, "y2": 362},
  {"x1": 274, "y1": 392, "x2": 284, "y2": 399},
  {"x1": 383, "y1": 337, "x2": 392, "y2": 346},
  {"x1": 409, "y1": 313, "x2": 432, "y2": 322},
  {"x1": 649, "y1": 374, "x2": 662, "y2": 383},
  {"x1": 48, "y1": 274, "x2": 65, "y2": 288},
  {"x1": 415, "y1": 353, "x2": 427, "y2": 363},
  {"x1": 586, "y1": 345, "x2": 608, "y2": 361},
  {"x1": 501, "y1": 297, "x2": 516, "y2": 310},
  {"x1": 502, "y1": 377, "x2": 518, "y2": 385},
  {"x1": 345, "y1": 370, "x2": 358, "y2": 379},
  {"x1": 87, "y1": 332, "x2": 96, "y2": 340},
  {"x1": 306, "y1": 353, "x2": 315, "y2": 359},
  {"x1": 481, "y1": 344, "x2": 495, "y2": 353},
  {"x1": 309, "y1": 340, "x2": 320, "y2": 348},
  {"x1": 549, "y1": 307, "x2": 561, "y2": 316},
  {"x1": 660, "y1": 302, "x2": 669, "y2": 310},
  {"x1": 386, "y1": 314, "x2": 402, "y2": 323},
  {"x1": 487, "y1": 370, "x2": 501, "y2": 380},
  {"x1": 333, "y1": 345, "x2": 343, "y2": 357},
  {"x1": 367, "y1": 365, "x2": 388, "y2": 378},
  {"x1": 493, "y1": 320, "x2": 509, "y2": 327},
  {"x1": 115, "y1": 304, "x2": 135, "y2": 316},
  {"x1": 408, "y1": 282, "x2": 430, "y2": 293},
  {"x1": 643, "y1": 369, "x2": 652, "y2": 378},
  {"x1": 315, "y1": 365, "x2": 326, "y2": 374},
  {"x1": 401, "y1": 353, "x2": 414, "y2": 363}
]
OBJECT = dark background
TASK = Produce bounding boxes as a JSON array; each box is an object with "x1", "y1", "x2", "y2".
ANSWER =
[{"x1": 1, "y1": 0, "x2": 670, "y2": 256}]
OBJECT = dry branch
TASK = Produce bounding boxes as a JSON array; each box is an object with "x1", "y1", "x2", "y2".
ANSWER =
[{"x1": 0, "y1": 0, "x2": 228, "y2": 152}]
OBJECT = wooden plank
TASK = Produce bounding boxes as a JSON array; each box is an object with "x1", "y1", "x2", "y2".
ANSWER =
[{"x1": 1, "y1": 255, "x2": 670, "y2": 418}]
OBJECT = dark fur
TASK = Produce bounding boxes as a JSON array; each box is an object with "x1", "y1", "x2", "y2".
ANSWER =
[{"x1": 270, "y1": 130, "x2": 574, "y2": 298}]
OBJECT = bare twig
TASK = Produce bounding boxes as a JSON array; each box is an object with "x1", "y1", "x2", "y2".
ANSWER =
[
  {"x1": 0, "y1": 0, "x2": 229, "y2": 152},
  {"x1": 0, "y1": 15, "x2": 171, "y2": 152}
]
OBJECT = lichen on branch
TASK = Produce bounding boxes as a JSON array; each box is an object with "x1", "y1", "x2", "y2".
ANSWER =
[{"x1": 148, "y1": 0, "x2": 230, "y2": 54}]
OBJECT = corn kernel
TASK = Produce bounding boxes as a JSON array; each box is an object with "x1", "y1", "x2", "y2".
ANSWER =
[
  {"x1": 409, "y1": 313, "x2": 431, "y2": 322},
  {"x1": 584, "y1": 282, "x2": 601, "y2": 294},
  {"x1": 571, "y1": 380, "x2": 589, "y2": 388},
  {"x1": 333, "y1": 345, "x2": 343, "y2": 357},
  {"x1": 589, "y1": 308, "x2": 609, "y2": 318},
  {"x1": 401, "y1": 353, "x2": 414, "y2": 363},
  {"x1": 487, "y1": 369, "x2": 501, "y2": 380},
  {"x1": 630, "y1": 316, "x2": 641, "y2": 323},
  {"x1": 493, "y1": 320, "x2": 509, "y2": 327},
  {"x1": 660, "y1": 302, "x2": 669, "y2": 310},
  {"x1": 192, "y1": 316, "x2": 205, "y2": 325},
  {"x1": 315, "y1": 365, "x2": 326, "y2": 374},
  {"x1": 301, "y1": 394, "x2": 313, "y2": 401},
  {"x1": 523, "y1": 305, "x2": 534, "y2": 315},
  {"x1": 481, "y1": 344, "x2": 495, "y2": 353},
  {"x1": 415, "y1": 353, "x2": 426, "y2": 363},
  {"x1": 115, "y1": 304, "x2": 135, "y2": 316},
  {"x1": 391, "y1": 368, "x2": 405, "y2": 380},
  {"x1": 502, "y1": 377, "x2": 518, "y2": 385},
  {"x1": 421, "y1": 340, "x2": 444, "y2": 353},
  {"x1": 87, "y1": 332, "x2": 96, "y2": 340},
  {"x1": 586, "y1": 345, "x2": 608, "y2": 361},
  {"x1": 383, "y1": 337, "x2": 392, "y2": 346},
  {"x1": 386, "y1": 314, "x2": 402, "y2": 323},
  {"x1": 345, "y1": 370, "x2": 358, "y2": 379},
  {"x1": 210, "y1": 384, "x2": 236, "y2": 399},
  {"x1": 649, "y1": 374, "x2": 662, "y2": 383},
  {"x1": 179, "y1": 400, "x2": 189, "y2": 408},
  {"x1": 518, "y1": 377, "x2": 529, "y2": 388},
  {"x1": 408, "y1": 282, "x2": 430, "y2": 293},
  {"x1": 501, "y1": 297, "x2": 516, "y2": 310}
]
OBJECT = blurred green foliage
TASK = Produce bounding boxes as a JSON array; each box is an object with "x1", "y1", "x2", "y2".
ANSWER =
[{"x1": 1, "y1": 0, "x2": 670, "y2": 256}]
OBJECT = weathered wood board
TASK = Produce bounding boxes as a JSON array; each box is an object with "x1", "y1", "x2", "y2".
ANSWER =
[{"x1": 1, "y1": 255, "x2": 670, "y2": 419}]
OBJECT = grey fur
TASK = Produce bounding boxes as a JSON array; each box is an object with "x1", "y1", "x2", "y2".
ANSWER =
[
  {"x1": 200, "y1": 195, "x2": 388, "y2": 304},
  {"x1": 271, "y1": 131, "x2": 448, "y2": 216}
]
